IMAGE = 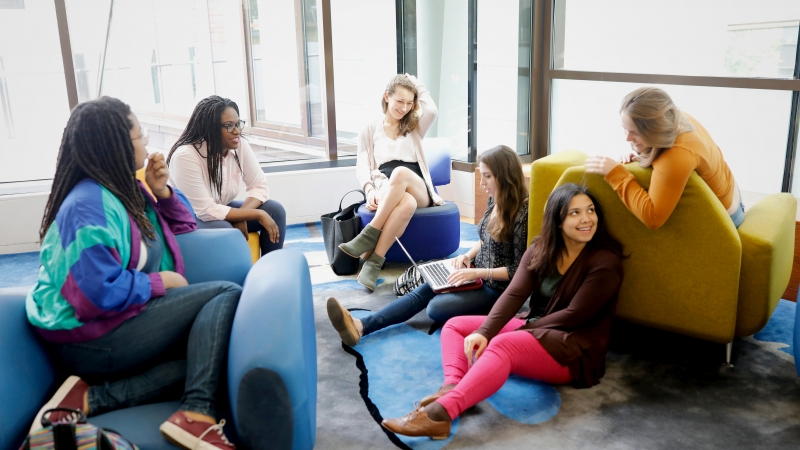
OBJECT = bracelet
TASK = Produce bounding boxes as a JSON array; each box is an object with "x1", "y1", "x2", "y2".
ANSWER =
[{"x1": 486, "y1": 268, "x2": 492, "y2": 283}]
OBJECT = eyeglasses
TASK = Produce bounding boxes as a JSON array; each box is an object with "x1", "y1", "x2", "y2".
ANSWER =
[
  {"x1": 221, "y1": 120, "x2": 246, "y2": 133},
  {"x1": 132, "y1": 128, "x2": 149, "y2": 146}
]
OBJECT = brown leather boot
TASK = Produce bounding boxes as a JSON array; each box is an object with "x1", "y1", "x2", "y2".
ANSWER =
[
  {"x1": 381, "y1": 406, "x2": 451, "y2": 440},
  {"x1": 419, "y1": 384, "x2": 456, "y2": 407}
]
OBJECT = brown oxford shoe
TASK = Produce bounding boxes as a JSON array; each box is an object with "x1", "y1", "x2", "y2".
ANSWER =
[
  {"x1": 419, "y1": 384, "x2": 455, "y2": 407},
  {"x1": 381, "y1": 406, "x2": 451, "y2": 440}
]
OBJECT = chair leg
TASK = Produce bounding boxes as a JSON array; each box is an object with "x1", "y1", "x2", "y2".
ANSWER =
[{"x1": 724, "y1": 341, "x2": 733, "y2": 368}]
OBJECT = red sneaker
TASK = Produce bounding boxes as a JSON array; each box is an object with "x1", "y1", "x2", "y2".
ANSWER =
[
  {"x1": 160, "y1": 411, "x2": 236, "y2": 450},
  {"x1": 29, "y1": 376, "x2": 89, "y2": 433}
]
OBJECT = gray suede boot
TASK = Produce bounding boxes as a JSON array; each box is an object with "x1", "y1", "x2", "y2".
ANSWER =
[
  {"x1": 358, "y1": 252, "x2": 385, "y2": 292},
  {"x1": 339, "y1": 224, "x2": 382, "y2": 258}
]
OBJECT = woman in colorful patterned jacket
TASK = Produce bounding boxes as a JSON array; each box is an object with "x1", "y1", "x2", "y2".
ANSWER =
[{"x1": 27, "y1": 97, "x2": 240, "y2": 450}]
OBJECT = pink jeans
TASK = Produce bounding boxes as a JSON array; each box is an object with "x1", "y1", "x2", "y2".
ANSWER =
[{"x1": 436, "y1": 316, "x2": 572, "y2": 419}]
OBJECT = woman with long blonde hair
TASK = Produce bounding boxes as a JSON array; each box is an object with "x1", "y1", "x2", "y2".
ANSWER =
[
  {"x1": 327, "y1": 145, "x2": 529, "y2": 346},
  {"x1": 339, "y1": 73, "x2": 442, "y2": 291},
  {"x1": 585, "y1": 87, "x2": 743, "y2": 229}
]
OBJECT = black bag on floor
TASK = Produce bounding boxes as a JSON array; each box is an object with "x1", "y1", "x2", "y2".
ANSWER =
[{"x1": 321, "y1": 190, "x2": 366, "y2": 275}]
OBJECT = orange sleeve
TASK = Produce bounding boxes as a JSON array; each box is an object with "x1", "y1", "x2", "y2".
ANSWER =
[{"x1": 604, "y1": 148, "x2": 697, "y2": 230}]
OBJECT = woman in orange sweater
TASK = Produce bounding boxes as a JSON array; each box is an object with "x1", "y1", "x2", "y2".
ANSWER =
[{"x1": 585, "y1": 87, "x2": 743, "y2": 230}]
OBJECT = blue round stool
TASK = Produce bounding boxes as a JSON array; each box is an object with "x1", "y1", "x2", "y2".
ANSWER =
[
  {"x1": 357, "y1": 201, "x2": 461, "y2": 262},
  {"x1": 357, "y1": 137, "x2": 462, "y2": 263}
]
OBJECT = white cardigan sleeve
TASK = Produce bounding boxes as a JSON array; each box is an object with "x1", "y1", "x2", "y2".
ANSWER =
[
  {"x1": 167, "y1": 147, "x2": 231, "y2": 222},
  {"x1": 356, "y1": 123, "x2": 376, "y2": 195},
  {"x1": 238, "y1": 140, "x2": 269, "y2": 203}
]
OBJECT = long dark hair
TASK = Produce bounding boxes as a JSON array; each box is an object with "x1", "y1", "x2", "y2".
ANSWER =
[
  {"x1": 528, "y1": 183, "x2": 624, "y2": 274},
  {"x1": 167, "y1": 95, "x2": 241, "y2": 196},
  {"x1": 478, "y1": 145, "x2": 528, "y2": 242},
  {"x1": 40, "y1": 97, "x2": 154, "y2": 241}
]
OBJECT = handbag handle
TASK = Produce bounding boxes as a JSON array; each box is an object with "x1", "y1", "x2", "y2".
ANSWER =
[
  {"x1": 338, "y1": 189, "x2": 366, "y2": 212},
  {"x1": 41, "y1": 407, "x2": 87, "y2": 427}
]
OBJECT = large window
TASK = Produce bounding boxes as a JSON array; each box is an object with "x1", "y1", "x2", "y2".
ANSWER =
[
  {"x1": 541, "y1": 0, "x2": 800, "y2": 197},
  {"x1": 554, "y1": 0, "x2": 800, "y2": 79},
  {"x1": 102, "y1": 0, "x2": 246, "y2": 119},
  {"x1": 551, "y1": 80, "x2": 792, "y2": 194},
  {"x1": 14, "y1": 0, "x2": 799, "y2": 192},
  {"x1": 330, "y1": 0, "x2": 397, "y2": 150},
  {"x1": 0, "y1": 1, "x2": 70, "y2": 183},
  {"x1": 414, "y1": 0, "x2": 533, "y2": 161}
]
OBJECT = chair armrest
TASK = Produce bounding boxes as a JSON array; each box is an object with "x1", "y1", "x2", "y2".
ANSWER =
[
  {"x1": 227, "y1": 250, "x2": 317, "y2": 450},
  {"x1": 175, "y1": 229, "x2": 252, "y2": 286},
  {"x1": 736, "y1": 193, "x2": 797, "y2": 336},
  {"x1": 423, "y1": 137, "x2": 452, "y2": 186},
  {"x1": 0, "y1": 287, "x2": 57, "y2": 450}
]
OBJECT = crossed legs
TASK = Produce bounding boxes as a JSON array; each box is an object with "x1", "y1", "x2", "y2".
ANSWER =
[{"x1": 342, "y1": 167, "x2": 431, "y2": 290}]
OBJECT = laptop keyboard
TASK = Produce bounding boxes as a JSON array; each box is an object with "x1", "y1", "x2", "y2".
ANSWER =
[{"x1": 424, "y1": 262, "x2": 450, "y2": 286}]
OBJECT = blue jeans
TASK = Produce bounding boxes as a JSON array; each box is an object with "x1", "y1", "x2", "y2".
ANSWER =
[
  {"x1": 730, "y1": 197, "x2": 745, "y2": 228},
  {"x1": 196, "y1": 199, "x2": 286, "y2": 256},
  {"x1": 360, "y1": 282, "x2": 502, "y2": 336},
  {"x1": 52, "y1": 281, "x2": 242, "y2": 417}
]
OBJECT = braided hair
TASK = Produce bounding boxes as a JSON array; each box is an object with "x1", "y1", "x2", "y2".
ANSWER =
[
  {"x1": 40, "y1": 97, "x2": 155, "y2": 241},
  {"x1": 167, "y1": 95, "x2": 241, "y2": 197}
]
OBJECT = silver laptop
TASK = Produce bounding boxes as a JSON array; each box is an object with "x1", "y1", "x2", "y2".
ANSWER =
[{"x1": 394, "y1": 237, "x2": 477, "y2": 291}]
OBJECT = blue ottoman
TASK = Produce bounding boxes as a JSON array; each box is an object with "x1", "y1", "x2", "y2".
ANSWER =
[{"x1": 358, "y1": 201, "x2": 461, "y2": 263}]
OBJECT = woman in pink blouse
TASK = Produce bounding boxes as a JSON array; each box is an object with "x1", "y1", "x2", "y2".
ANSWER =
[{"x1": 167, "y1": 96, "x2": 285, "y2": 256}]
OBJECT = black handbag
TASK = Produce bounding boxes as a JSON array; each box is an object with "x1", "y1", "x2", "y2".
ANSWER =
[{"x1": 321, "y1": 190, "x2": 366, "y2": 275}]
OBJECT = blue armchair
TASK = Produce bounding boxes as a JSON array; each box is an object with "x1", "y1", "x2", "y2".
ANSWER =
[{"x1": 0, "y1": 229, "x2": 317, "y2": 450}]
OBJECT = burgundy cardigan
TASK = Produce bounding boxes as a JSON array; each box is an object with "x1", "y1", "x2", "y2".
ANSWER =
[{"x1": 476, "y1": 243, "x2": 624, "y2": 388}]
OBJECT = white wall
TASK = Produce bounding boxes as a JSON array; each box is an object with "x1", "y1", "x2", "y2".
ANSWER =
[
  {"x1": 0, "y1": 193, "x2": 48, "y2": 254},
  {"x1": 437, "y1": 169, "x2": 474, "y2": 219},
  {"x1": 263, "y1": 167, "x2": 361, "y2": 224}
]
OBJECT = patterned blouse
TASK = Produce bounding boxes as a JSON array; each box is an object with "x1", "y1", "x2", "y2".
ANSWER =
[{"x1": 472, "y1": 197, "x2": 529, "y2": 291}]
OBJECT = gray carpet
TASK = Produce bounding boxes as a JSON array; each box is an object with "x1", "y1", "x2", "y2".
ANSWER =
[{"x1": 300, "y1": 225, "x2": 800, "y2": 450}]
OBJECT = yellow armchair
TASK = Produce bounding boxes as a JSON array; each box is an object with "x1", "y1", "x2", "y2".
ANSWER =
[{"x1": 529, "y1": 150, "x2": 795, "y2": 347}]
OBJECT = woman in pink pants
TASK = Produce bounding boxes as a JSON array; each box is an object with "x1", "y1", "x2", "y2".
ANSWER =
[{"x1": 382, "y1": 183, "x2": 625, "y2": 439}]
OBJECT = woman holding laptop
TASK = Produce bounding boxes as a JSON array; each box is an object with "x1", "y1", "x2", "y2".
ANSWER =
[{"x1": 327, "y1": 145, "x2": 529, "y2": 346}]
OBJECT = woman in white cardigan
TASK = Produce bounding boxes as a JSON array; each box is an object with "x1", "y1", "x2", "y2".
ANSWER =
[
  {"x1": 167, "y1": 96, "x2": 285, "y2": 256},
  {"x1": 341, "y1": 74, "x2": 443, "y2": 291}
]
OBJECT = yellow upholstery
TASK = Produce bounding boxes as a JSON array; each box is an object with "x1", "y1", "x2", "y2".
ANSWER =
[
  {"x1": 135, "y1": 168, "x2": 151, "y2": 194},
  {"x1": 529, "y1": 151, "x2": 796, "y2": 343},
  {"x1": 528, "y1": 150, "x2": 589, "y2": 243},
  {"x1": 735, "y1": 193, "x2": 796, "y2": 335},
  {"x1": 248, "y1": 232, "x2": 260, "y2": 263},
  {"x1": 139, "y1": 167, "x2": 261, "y2": 264}
]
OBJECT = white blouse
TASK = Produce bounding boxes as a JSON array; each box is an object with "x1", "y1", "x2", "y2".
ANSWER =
[
  {"x1": 372, "y1": 124, "x2": 418, "y2": 169},
  {"x1": 167, "y1": 140, "x2": 269, "y2": 222}
]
